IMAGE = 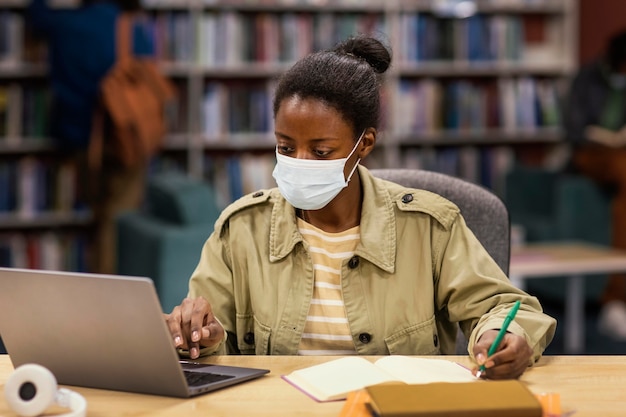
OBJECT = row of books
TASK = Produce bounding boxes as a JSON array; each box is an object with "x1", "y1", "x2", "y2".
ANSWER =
[
  {"x1": 400, "y1": 145, "x2": 515, "y2": 196},
  {"x1": 0, "y1": 157, "x2": 85, "y2": 216},
  {"x1": 203, "y1": 153, "x2": 276, "y2": 209},
  {"x1": 141, "y1": 0, "x2": 564, "y2": 9},
  {"x1": 198, "y1": 76, "x2": 561, "y2": 138},
  {"x1": 198, "y1": 146, "x2": 514, "y2": 209},
  {"x1": 392, "y1": 76, "x2": 561, "y2": 134},
  {"x1": 147, "y1": 11, "x2": 544, "y2": 66},
  {"x1": 144, "y1": 0, "x2": 388, "y2": 6},
  {"x1": 397, "y1": 13, "x2": 524, "y2": 63},
  {"x1": 0, "y1": 82, "x2": 190, "y2": 143},
  {"x1": 0, "y1": 12, "x2": 48, "y2": 66},
  {"x1": 0, "y1": 232, "x2": 88, "y2": 272},
  {"x1": 149, "y1": 153, "x2": 277, "y2": 210},
  {"x1": 0, "y1": 2, "x2": 563, "y2": 67},
  {"x1": 196, "y1": 147, "x2": 515, "y2": 210},
  {"x1": 202, "y1": 81, "x2": 275, "y2": 138},
  {"x1": 149, "y1": 11, "x2": 385, "y2": 66},
  {"x1": 1, "y1": 79, "x2": 560, "y2": 148},
  {"x1": 0, "y1": 84, "x2": 50, "y2": 140}
]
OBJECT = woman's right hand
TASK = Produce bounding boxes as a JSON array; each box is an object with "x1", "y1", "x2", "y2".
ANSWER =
[{"x1": 165, "y1": 297, "x2": 225, "y2": 359}]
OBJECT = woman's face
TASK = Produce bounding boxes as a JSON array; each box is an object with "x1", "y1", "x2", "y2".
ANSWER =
[{"x1": 274, "y1": 96, "x2": 363, "y2": 177}]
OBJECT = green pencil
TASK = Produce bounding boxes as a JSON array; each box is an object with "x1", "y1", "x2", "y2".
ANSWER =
[{"x1": 477, "y1": 300, "x2": 522, "y2": 377}]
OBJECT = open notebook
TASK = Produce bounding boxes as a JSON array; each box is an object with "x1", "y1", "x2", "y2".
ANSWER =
[
  {"x1": 0, "y1": 267, "x2": 269, "y2": 398},
  {"x1": 283, "y1": 355, "x2": 477, "y2": 402}
]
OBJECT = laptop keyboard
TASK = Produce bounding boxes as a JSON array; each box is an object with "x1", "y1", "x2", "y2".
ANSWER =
[{"x1": 184, "y1": 370, "x2": 235, "y2": 387}]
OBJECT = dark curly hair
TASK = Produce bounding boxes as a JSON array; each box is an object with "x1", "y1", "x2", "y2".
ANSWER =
[{"x1": 273, "y1": 35, "x2": 392, "y2": 138}]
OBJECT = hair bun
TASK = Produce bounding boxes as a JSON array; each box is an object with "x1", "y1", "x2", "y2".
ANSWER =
[{"x1": 334, "y1": 35, "x2": 392, "y2": 74}]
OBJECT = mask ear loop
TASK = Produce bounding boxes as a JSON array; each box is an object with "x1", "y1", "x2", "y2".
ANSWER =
[{"x1": 345, "y1": 130, "x2": 366, "y2": 183}]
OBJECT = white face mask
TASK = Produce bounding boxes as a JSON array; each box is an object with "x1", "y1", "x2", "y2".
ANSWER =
[{"x1": 272, "y1": 131, "x2": 364, "y2": 210}]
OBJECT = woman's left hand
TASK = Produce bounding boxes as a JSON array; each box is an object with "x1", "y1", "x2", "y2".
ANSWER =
[{"x1": 471, "y1": 329, "x2": 533, "y2": 379}]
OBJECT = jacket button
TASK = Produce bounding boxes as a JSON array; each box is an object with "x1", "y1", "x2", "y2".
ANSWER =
[
  {"x1": 359, "y1": 333, "x2": 371, "y2": 344},
  {"x1": 401, "y1": 194, "x2": 413, "y2": 204},
  {"x1": 252, "y1": 191, "x2": 264, "y2": 198},
  {"x1": 348, "y1": 256, "x2": 359, "y2": 269},
  {"x1": 243, "y1": 332, "x2": 255, "y2": 345},
  {"x1": 433, "y1": 334, "x2": 438, "y2": 347}
]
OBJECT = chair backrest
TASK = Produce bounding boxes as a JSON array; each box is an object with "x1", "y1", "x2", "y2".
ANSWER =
[{"x1": 370, "y1": 169, "x2": 510, "y2": 275}]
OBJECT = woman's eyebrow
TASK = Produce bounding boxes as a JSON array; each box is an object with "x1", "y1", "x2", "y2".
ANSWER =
[
  {"x1": 274, "y1": 131, "x2": 293, "y2": 141},
  {"x1": 275, "y1": 132, "x2": 342, "y2": 143}
]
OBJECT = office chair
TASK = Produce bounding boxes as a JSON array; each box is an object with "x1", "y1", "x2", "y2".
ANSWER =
[
  {"x1": 370, "y1": 169, "x2": 510, "y2": 274},
  {"x1": 370, "y1": 168, "x2": 511, "y2": 354}
]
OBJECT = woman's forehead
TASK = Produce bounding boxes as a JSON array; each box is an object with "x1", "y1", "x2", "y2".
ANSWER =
[{"x1": 275, "y1": 96, "x2": 353, "y2": 137}]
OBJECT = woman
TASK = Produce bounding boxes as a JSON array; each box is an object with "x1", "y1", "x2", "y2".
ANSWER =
[{"x1": 166, "y1": 35, "x2": 556, "y2": 380}]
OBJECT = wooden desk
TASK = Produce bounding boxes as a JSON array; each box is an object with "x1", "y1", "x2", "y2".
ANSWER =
[
  {"x1": 1, "y1": 355, "x2": 625, "y2": 417},
  {"x1": 510, "y1": 241, "x2": 626, "y2": 354}
]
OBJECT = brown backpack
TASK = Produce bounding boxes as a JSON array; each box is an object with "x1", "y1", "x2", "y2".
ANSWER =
[{"x1": 89, "y1": 13, "x2": 176, "y2": 170}]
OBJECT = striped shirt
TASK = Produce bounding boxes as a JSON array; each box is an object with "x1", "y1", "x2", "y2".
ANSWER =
[{"x1": 297, "y1": 217, "x2": 360, "y2": 355}]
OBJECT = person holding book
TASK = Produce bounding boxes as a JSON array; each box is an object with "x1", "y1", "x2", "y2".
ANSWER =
[
  {"x1": 564, "y1": 29, "x2": 626, "y2": 341},
  {"x1": 27, "y1": 0, "x2": 154, "y2": 274},
  {"x1": 165, "y1": 35, "x2": 556, "y2": 380}
]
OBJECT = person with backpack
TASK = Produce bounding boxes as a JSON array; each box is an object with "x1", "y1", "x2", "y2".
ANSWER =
[{"x1": 27, "y1": 0, "x2": 155, "y2": 274}]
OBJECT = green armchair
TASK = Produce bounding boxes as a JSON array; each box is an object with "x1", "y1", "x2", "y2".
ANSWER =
[
  {"x1": 504, "y1": 165, "x2": 612, "y2": 302},
  {"x1": 116, "y1": 172, "x2": 220, "y2": 312}
]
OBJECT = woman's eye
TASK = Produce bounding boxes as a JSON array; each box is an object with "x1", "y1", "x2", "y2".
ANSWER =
[
  {"x1": 277, "y1": 145, "x2": 293, "y2": 154},
  {"x1": 314, "y1": 149, "x2": 331, "y2": 158}
]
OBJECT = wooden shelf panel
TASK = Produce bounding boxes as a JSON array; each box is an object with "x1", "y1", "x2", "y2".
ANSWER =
[
  {"x1": 0, "y1": 140, "x2": 55, "y2": 154},
  {"x1": 0, "y1": 211, "x2": 92, "y2": 229}
]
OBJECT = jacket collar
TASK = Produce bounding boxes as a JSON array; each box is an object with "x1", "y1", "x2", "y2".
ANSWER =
[{"x1": 269, "y1": 165, "x2": 396, "y2": 273}]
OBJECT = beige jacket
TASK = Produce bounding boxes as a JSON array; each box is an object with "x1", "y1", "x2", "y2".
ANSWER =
[{"x1": 188, "y1": 166, "x2": 556, "y2": 362}]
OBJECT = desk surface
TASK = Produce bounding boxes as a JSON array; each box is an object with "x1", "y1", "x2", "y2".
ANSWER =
[
  {"x1": 510, "y1": 241, "x2": 626, "y2": 278},
  {"x1": 1, "y1": 355, "x2": 625, "y2": 417}
]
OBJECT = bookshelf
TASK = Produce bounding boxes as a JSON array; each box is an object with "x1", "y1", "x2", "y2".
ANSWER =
[
  {"x1": 143, "y1": 0, "x2": 577, "y2": 201},
  {"x1": 0, "y1": 0, "x2": 578, "y2": 270}
]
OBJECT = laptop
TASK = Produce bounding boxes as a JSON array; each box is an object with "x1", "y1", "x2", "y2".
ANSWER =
[{"x1": 0, "y1": 267, "x2": 269, "y2": 398}]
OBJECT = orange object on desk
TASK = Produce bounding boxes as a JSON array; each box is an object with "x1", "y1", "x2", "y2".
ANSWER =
[
  {"x1": 536, "y1": 392, "x2": 562, "y2": 416},
  {"x1": 338, "y1": 390, "x2": 371, "y2": 417}
]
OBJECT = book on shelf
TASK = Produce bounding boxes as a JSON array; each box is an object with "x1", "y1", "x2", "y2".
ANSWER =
[
  {"x1": 0, "y1": 84, "x2": 23, "y2": 142},
  {"x1": 0, "y1": 87, "x2": 7, "y2": 138},
  {"x1": 282, "y1": 355, "x2": 476, "y2": 402},
  {"x1": 0, "y1": 157, "x2": 82, "y2": 217},
  {"x1": 0, "y1": 11, "x2": 24, "y2": 66},
  {"x1": 0, "y1": 231, "x2": 88, "y2": 271}
]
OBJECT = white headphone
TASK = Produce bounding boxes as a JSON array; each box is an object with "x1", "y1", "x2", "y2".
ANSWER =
[{"x1": 4, "y1": 364, "x2": 86, "y2": 417}]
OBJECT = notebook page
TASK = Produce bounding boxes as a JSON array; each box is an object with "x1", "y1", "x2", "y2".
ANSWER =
[{"x1": 373, "y1": 356, "x2": 476, "y2": 384}]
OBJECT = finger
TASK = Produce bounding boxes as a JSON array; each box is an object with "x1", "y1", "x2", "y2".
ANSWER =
[
  {"x1": 190, "y1": 298, "x2": 212, "y2": 343},
  {"x1": 471, "y1": 365, "x2": 487, "y2": 379},
  {"x1": 200, "y1": 319, "x2": 224, "y2": 347},
  {"x1": 473, "y1": 330, "x2": 499, "y2": 365},
  {"x1": 483, "y1": 359, "x2": 517, "y2": 380},
  {"x1": 178, "y1": 298, "x2": 202, "y2": 359},
  {"x1": 165, "y1": 307, "x2": 185, "y2": 348},
  {"x1": 189, "y1": 298, "x2": 214, "y2": 359},
  {"x1": 488, "y1": 352, "x2": 529, "y2": 379},
  {"x1": 179, "y1": 298, "x2": 196, "y2": 345}
]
